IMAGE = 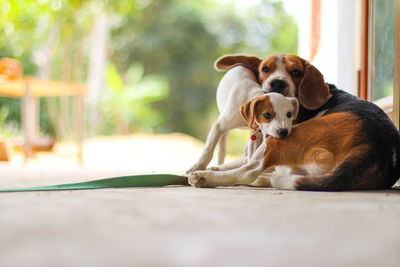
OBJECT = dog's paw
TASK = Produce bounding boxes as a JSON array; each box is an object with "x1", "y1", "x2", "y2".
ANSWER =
[
  {"x1": 250, "y1": 175, "x2": 272, "y2": 187},
  {"x1": 188, "y1": 172, "x2": 213, "y2": 188},
  {"x1": 188, "y1": 172, "x2": 204, "y2": 187}
]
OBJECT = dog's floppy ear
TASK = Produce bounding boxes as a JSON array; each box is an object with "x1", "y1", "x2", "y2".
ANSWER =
[
  {"x1": 214, "y1": 54, "x2": 261, "y2": 77},
  {"x1": 240, "y1": 98, "x2": 262, "y2": 128},
  {"x1": 288, "y1": 97, "x2": 299, "y2": 120},
  {"x1": 297, "y1": 62, "x2": 332, "y2": 110}
]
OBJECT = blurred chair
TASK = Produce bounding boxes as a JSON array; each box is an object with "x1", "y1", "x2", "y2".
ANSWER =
[
  {"x1": 0, "y1": 58, "x2": 88, "y2": 163},
  {"x1": 0, "y1": 137, "x2": 9, "y2": 161}
]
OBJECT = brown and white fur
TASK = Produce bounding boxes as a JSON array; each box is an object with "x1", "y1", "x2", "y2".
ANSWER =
[
  {"x1": 187, "y1": 54, "x2": 324, "y2": 173},
  {"x1": 188, "y1": 54, "x2": 400, "y2": 191},
  {"x1": 214, "y1": 54, "x2": 331, "y2": 111},
  {"x1": 188, "y1": 95, "x2": 353, "y2": 188},
  {"x1": 188, "y1": 94, "x2": 299, "y2": 188},
  {"x1": 188, "y1": 95, "x2": 397, "y2": 190}
]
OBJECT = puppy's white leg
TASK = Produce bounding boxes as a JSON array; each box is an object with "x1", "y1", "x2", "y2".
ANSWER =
[
  {"x1": 211, "y1": 131, "x2": 263, "y2": 171},
  {"x1": 189, "y1": 143, "x2": 266, "y2": 187},
  {"x1": 187, "y1": 120, "x2": 227, "y2": 173},
  {"x1": 217, "y1": 132, "x2": 229, "y2": 165},
  {"x1": 246, "y1": 131, "x2": 263, "y2": 161},
  {"x1": 189, "y1": 162, "x2": 264, "y2": 188},
  {"x1": 209, "y1": 156, "x2": 247, "y2": 171}
]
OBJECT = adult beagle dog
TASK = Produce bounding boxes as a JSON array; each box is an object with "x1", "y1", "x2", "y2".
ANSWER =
[
  {"x1": 187, "y1": 53, "x2": 328, "y2": 174},
  {"x1": 188, "y1": 54, "x2": 400, "y2": 190}
]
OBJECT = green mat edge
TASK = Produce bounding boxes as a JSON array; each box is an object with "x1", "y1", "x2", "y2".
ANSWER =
[{"x1": 0, "y1": 174, "x2": 189, "y2": 192}]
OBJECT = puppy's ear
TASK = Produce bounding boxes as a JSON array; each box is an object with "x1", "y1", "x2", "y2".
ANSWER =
[
  {"x1": 288, "y1": 97, "x2": 299, "y2": 120},
  {"x1": 298, "y1": 62, "x2": 332, "y2": 110},
  {"x1": 214, "y1": 54, "x2": 261, "y2": 77},
  {"x1": 240, "y1": 98, "x2": 261, "y2": 128}
]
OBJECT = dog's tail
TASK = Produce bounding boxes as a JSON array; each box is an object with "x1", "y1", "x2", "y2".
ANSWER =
[{"x1": 288, "y1": 145, "x2": 399, "y2": 191}]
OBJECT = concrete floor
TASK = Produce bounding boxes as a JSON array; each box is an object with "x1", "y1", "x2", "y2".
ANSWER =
[
  {"x1": 0, "y1": 166, "x2": 399, "y2": 267},
  {"x1": 0, "y1": 134, "x2": 399, "y2": 267}
]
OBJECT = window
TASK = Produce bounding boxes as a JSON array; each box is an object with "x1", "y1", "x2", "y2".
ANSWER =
[
  {"x1": 360, "y1": 0, "x2": 400, "y2": 128},
  {"x1": 371, "y1": 0, "x2": 394, "y2": 101}
]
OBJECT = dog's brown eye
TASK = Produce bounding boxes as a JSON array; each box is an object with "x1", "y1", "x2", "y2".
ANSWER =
[
  {"x1": 263, "y1": 112, "x2": 272, "y2": 119},
  {"x1": 262, "y1": 67, "x2": 270, "y2": 73},
  {"x1": 287, "y1": 112, "x2": 292, "y2": 118},
  {"x1": 291, "y1": 70, "x2": 302, "y2": 77}
]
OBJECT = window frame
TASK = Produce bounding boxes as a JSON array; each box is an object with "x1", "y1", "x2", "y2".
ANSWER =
[
  {"x1": 393, "y1": 0, "x2": 400, "y2": 128},
  {"x1": 360, "y1": 0, "x2": 400, "y2": 128}
]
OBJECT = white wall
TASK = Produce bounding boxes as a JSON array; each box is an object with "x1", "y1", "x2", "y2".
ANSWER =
[
  {"x1": 288, "y1": 0, "x2": 358, "y2": 95},
  {"x1": 283, "y1": 0, "x2": 311, "y2": 59}
]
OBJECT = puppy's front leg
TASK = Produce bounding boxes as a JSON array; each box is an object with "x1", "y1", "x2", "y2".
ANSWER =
[
  {"x1": 210, "y1": 131, "x2": 264, "y2": 171},
  {"x1": 186, "y1": 121, "x2": 227, "y2": 173},
  {"x1": 189, "y1": 142, "x2": 267, "y2": 187},
  {"x1": 246, "y1": 130, "x2": 263, "y2": 161},
  {"x1": 208, "y1": 156, "x2": 247, "y2": 171},
  {"x1": 217, "y1": 132, "x2": 228, "y2": 165}
]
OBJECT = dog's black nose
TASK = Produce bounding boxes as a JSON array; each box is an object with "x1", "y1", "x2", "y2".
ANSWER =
[
  {"x1": 270, "y1": 79, "x2": 287, "y2": 93},
  {"x1": 277, "y1": 128, "x2": 288, "y2": 138}
]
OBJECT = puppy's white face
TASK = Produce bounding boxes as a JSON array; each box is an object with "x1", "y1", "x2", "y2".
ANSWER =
[
  {"x1": 258, "y1": 54, "x2": 306, "y2": 98},
  {"x1": 254, "y1": 93, "x2": 299, "y2": 139}
]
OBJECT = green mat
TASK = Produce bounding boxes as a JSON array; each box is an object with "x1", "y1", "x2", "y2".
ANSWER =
[{"x1": 0, "y1": 174, "x2": 189, "y2": 192}]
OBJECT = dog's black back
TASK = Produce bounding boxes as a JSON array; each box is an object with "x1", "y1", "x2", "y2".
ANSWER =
[{"x1": 296, "y1": 84, "x2": 400, "y2": 190}]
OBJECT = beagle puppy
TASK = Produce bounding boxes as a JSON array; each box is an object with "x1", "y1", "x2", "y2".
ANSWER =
[
  {"x1": 189, "y1": 54, "x2": 400, "y2": 190},
  {"x1": 188, "y1": 93, "x2": 299, "y2": 188}
]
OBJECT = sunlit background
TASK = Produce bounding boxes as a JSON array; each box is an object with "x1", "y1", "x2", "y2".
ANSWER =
[
  {"x1": 0, "y1": 0, "x2": 299, "y2": 166},
  {"x1": 0, "y1": 0, "x2": 394, "y2": 169}
]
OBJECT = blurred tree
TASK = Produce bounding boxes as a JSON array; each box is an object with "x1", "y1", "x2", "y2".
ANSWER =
[
  {"x1": 0, "y1": 0, "x2": 297, "y2": 143},
  {"x1": 373, "y1": 0, "x2": 394, "y2": 100},
  {"x1": 101, "y1": 62, "x2": 169, "y2": 134},
  {"x1": 110, "y1": 0, "x2": 297, "y2": 139},
  {"x1": 0, "y1": 0, "x2": 139, "y2": 139},
  {"x1": 0, "y1": 0, "x2": 42, "y2": 131},
  {"x1": 109, "y1": 0, "x2": 217, "y2": 137}
]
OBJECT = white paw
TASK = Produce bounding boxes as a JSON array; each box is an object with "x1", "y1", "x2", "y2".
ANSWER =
[
  {"x1": 250, "y1": 175, "x2": 272, "y2": 187},
  {"x1": 188, "y1": 172, "x2": 213, "y2": 188}
]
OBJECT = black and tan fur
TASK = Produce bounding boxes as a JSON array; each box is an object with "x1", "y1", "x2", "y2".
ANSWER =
[{"x1": 189, "y1": 54, "x2": 400, "y2": 191}]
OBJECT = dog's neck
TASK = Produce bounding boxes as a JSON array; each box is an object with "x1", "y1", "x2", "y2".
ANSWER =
[
  {"x1": 296, "y1": 84, "x2": 336, "y2": 123},
  {"x1": 250, "y1": 123, "x2": 262, "y2": 141}
]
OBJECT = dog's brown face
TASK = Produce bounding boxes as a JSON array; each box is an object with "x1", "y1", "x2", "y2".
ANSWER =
[
  {"x1": 240, "y1": 93, "x2": 299, "y2": 139},
  {"x1": 258, "y1": 54, "x2": 304, "y2": 97},
  {"x1": 214, "y1": 54, "x2": 332, "y2": 110}
]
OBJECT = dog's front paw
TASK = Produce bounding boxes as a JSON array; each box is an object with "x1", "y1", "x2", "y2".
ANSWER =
[{"x1": 188, "y1": 172, "x2": 213, "y2": 188}]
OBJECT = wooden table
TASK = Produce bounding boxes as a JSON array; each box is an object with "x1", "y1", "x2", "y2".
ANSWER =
[{"x1": 0, "y1": 77, "x2": 88, "y2": 163}]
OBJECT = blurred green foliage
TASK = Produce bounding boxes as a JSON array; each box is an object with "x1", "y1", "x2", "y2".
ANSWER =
[
  {"x1": 0, "y1": 0, "x2": 297, "y2": 152},
  {"x1": 101, "y1": 62, "x2": 169, "y2": 134},
  {"x1": 109, "y1": 0, "x2": 297, "y2": 139},
  {"x1": 373, "y1": 0, "x2": 394, "y2": 100}
]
